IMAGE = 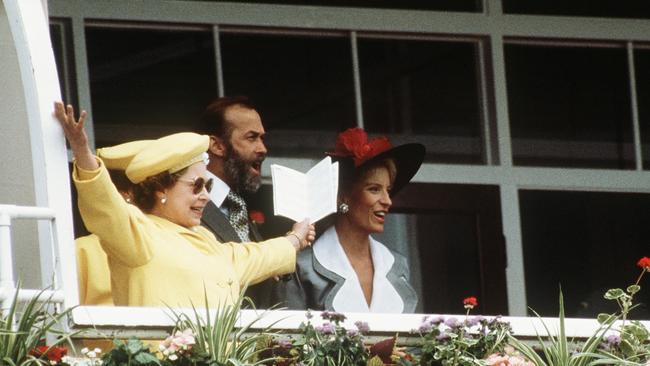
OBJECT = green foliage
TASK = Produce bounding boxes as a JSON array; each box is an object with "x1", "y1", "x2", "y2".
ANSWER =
[
  {"x1": 366, "y1": 355, "x2": 384, "y2": 366},
  {"x1": 508, "y1": 292, "x2": 616, "y2": 366},
  {"x1": 293, "y1": 311, "x2": 369, "y2": 366},
  {"x1": 164, "y1": 290, "x2": 277, "y2": 366},
  {"x1": 414, "y1": 315, "x2": 512, "y2": 366},
  {"x1": 585, "y1": 264, "x2": 650, "y2": 365},
  {"x1": 0, "y1": 287, "x2": 77, "y2": 366},
  {"x1": 101, "y1": 338, "x2": 160, "y2": 366},
  {"x1": 588, "y1": 319, "x2": 650, "y2": 365}
]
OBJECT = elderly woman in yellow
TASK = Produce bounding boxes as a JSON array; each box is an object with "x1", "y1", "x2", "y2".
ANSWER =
[
  {"x1": 55, "y1": 102, "x2": 315, "y2": 307},
  {"x1": 75, "y1": 140, "x2": 151, "y2": 305}
]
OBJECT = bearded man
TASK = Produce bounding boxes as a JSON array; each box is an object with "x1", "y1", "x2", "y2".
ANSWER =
[{"x1": 197, "y1": 96, "x2": 273, "y2": 307}]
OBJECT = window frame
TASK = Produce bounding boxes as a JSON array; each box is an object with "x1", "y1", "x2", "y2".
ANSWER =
[{"x1": 42, "y1": 0, "x2": 650, "y2": 327}]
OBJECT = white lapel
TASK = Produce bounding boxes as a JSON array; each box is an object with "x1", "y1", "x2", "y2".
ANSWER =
[
  {"x1": 312, "y1": 227, "x2": 404, "y2": 313},
  {"x1": 368, "y1": 236, "x2": 404, "y2": 313}
]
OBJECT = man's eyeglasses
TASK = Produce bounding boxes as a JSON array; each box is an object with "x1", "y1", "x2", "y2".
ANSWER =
[{"x1": 178, "y1": 177, "x2": 213, "y2": 194}]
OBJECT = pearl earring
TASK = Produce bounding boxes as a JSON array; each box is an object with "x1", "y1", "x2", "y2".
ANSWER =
[
  {"x1": 161, "y1": 197, "x2": 167, "y2": 205},
  {"x1": 338, "y1": 203, "x2": 349, "y2": 214}
]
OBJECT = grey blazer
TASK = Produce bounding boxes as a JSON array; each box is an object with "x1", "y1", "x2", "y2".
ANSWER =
[
  {"x1": 201, "y1": 200, "x2": 273, "y2": 308},
  {"x1": 272, "y1": 236, "x2": 418, "y2": 313}
]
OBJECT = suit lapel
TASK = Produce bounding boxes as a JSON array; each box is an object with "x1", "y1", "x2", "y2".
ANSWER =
[
  {"x1": 312, "y1": 253, "x2": 345, "y2": 310},
  {"x1": 249, "y1": 222, "x2": 263, "y2": 241},
  {"x1": 201, "y1": 200, "x2": 242, "y2": 243}
]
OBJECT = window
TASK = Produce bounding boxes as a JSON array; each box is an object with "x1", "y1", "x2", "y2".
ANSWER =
[
  {"x1": 85, "y1": 26, "x2": 217, "y2": 147},
  {"x1": 520, "y1": 190, "x2": 650, "y2": 318},
  {"x1": 505, "y1": 42, "x2": 634, "y2": 169},
  {"x1": 41, "y1": 0, "x2": 650, "y2": 325},
  {"x1": 178, "y1": 0, "x2": 482, "y2": 12},
  {"x1": 635, "y1": 47, "x2": 650, "y2": 168},
  {"x1": 503, "y1": 0, "x2": 650, "y2": 20},
  {"x1": 358, "y1": 37, "x2": 486, "y2": 164},
  {"x1": 220, "y1": 31, "x2": 356, "y2": 156},
  {"x1": 50, "y1": 19, "x2": 77, "y2": 107}
]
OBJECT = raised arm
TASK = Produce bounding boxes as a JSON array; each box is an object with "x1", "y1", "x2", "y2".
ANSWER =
[
  {"x1": 54, "y1": 101, "x2": 154, "y2": 267},
  {"x1": 54, "y1": 101, "x2": 97, "y2": 170}
]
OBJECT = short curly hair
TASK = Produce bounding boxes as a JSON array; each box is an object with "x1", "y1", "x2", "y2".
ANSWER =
[{"x1": 131, "y1": 167, "x2": 186, "y2": 211}]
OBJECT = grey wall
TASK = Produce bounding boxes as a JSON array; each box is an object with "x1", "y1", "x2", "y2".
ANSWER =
[{"x1": 1, "y1": 3, "x2": 43, "y2": 288}]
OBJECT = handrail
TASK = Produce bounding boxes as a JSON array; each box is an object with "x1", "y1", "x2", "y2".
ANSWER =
[
  {"x1": 0, "y1": 204, "x2": 59, "y2": 310},
  {"x1": 0, "y1": 204, "x2": 56, "y2": 219}
]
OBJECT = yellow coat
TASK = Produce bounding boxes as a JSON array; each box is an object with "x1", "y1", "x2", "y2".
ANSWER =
[
  {"x1": 73, "y1": 161, "x2": 296, "y2": 307},
  {"x1": 75, "y1": 234, "x2": 113, "y2": 305}
]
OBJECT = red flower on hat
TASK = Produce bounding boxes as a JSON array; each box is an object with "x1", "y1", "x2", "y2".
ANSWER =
[
  {"x1": 249, "y1": 210, "x2": 265, "y2": 224},
  {"x1": 637, "y1": 256, "x2": 650, "y2": 271},
  {"x1": 329, "y1": 128, "x2": 392, "y2": 166}
]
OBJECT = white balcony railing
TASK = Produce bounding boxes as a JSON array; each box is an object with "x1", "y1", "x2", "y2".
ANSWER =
[{"x1": 0, "y1": 204, "x2": 65, "y2": 310}]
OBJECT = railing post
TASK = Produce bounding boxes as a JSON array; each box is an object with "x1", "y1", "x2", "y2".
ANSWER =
[
  {"x1": 0, "y1": 204, "x2": 60, "y2": 312},
  {"x1": 0, "y1": 211, "x2": 15, "y2": 311}
]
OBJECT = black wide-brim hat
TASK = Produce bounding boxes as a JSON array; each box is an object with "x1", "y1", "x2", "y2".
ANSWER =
[{"x1": 327, "y1": 128, "x2": 425, "y2": 196}]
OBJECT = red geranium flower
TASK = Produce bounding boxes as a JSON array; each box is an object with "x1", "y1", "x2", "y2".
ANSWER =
[
  {"x1": 329, "y1": 128, "x2": 392, "y2": 166},
  {"x1": 30, "y1": 345, "x2": 67, "y2": 363},
  {"x1": 249, "y1": 210, "x2": 265, "y2": 224},
  {"x1": 29, "y1": 345, "x2": 49, "y2": 358},
  {"x1": 463, "y1": 296, "x2": 478, "y2": 309},
  {"x1": 637, "y1": 256, "x2": 650, "y2": 271}
]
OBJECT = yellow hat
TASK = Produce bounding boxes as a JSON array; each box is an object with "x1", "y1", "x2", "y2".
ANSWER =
[
  {"x1": 96, "y1": 140, "x2": 153, "y2": 171},
  {"x1": 125, "y1": 132, "x2": 210, "y2": 184}
]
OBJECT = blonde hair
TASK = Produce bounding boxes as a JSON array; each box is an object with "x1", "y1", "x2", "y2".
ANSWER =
[{"x1": 340, "y1": 158, "x2": 397, "y2": 197}]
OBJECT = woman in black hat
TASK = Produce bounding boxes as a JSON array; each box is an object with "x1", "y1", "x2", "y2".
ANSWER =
[{"x1": 276, "y1": 128, "x2": 424, "y2": 313}]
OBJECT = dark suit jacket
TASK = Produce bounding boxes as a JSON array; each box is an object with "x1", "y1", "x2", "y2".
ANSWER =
[{"x1": 201, "y1": 200, "x2": 274, "y2": 308}]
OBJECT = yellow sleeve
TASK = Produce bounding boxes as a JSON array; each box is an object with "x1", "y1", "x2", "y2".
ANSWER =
[
  {"x1": 75, "y1": 237, "x2": 91, "y2": 305},
  {"x1": 75, "y1": 234, "x2": 113, "y2": 305},
  {"x1": 73, "y1": 159, "x2": 153, "y2": 267},
  {"x1": 229, "y1": 237, "x2": 297, "y2": 287}
]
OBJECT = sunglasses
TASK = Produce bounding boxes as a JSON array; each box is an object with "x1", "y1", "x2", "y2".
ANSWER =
[{"x1": 177, "y1": 177, "x2": 214, "y2": 194}]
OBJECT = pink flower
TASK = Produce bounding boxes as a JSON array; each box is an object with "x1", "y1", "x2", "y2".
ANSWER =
[
  {"x1": 486, "y1": 354, "x2": 509, "y2": 366},
  {"x1": 162, "y1": 328, "x2": 195, "y2": 356},
  {"x1": 485, "y1": 353, "x2": 534, "y2": 366}
]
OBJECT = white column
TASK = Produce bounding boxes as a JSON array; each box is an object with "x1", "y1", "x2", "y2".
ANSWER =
[{"x1": 2, "y1": 0, "x2": 79, "y2": 308}]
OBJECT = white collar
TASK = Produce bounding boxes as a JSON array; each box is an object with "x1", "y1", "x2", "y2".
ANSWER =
[
  {"x1": 206, "y1": 171, "x2": 231, "y2": 208},
  {"x1": 312, "y1": 226, "x2": 404, "y2": 313}
]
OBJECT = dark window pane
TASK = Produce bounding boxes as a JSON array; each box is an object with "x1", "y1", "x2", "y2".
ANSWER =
[
  {"x1": 503, "y1": 0, "x2": 650, "y2": 20},
  {"x1": 221, "y1": 33, "x2": 356, "y2": 156},
  {"x1": 50, "y1": 20, "x2": 77, "y2": 107},
  {"x1": 520, "y1": 190, "x2": 650, "y2": 319},
  {"x1": 390, "y1": 183, "x2": 507, "y2": 315},
  {"x1": 359, "y1": 38, "x2": 484, "y2": 164},
  {"x1": 85, "y1": 27, "x2": 217, "y2": 146},
  {"x1": 636, "y1": 48, "x2": 650, "y2": 168},
  {"x1": 505, "y1": 44, "x2": 633, "y2": 169},
  {"x1": 181, "y1": 0, "x2": 481, "y2": 12}
]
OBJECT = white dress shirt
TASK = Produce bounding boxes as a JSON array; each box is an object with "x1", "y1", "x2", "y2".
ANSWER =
[{"x1": 206, "y1": 171, "x2": 232, "y2": 216}]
